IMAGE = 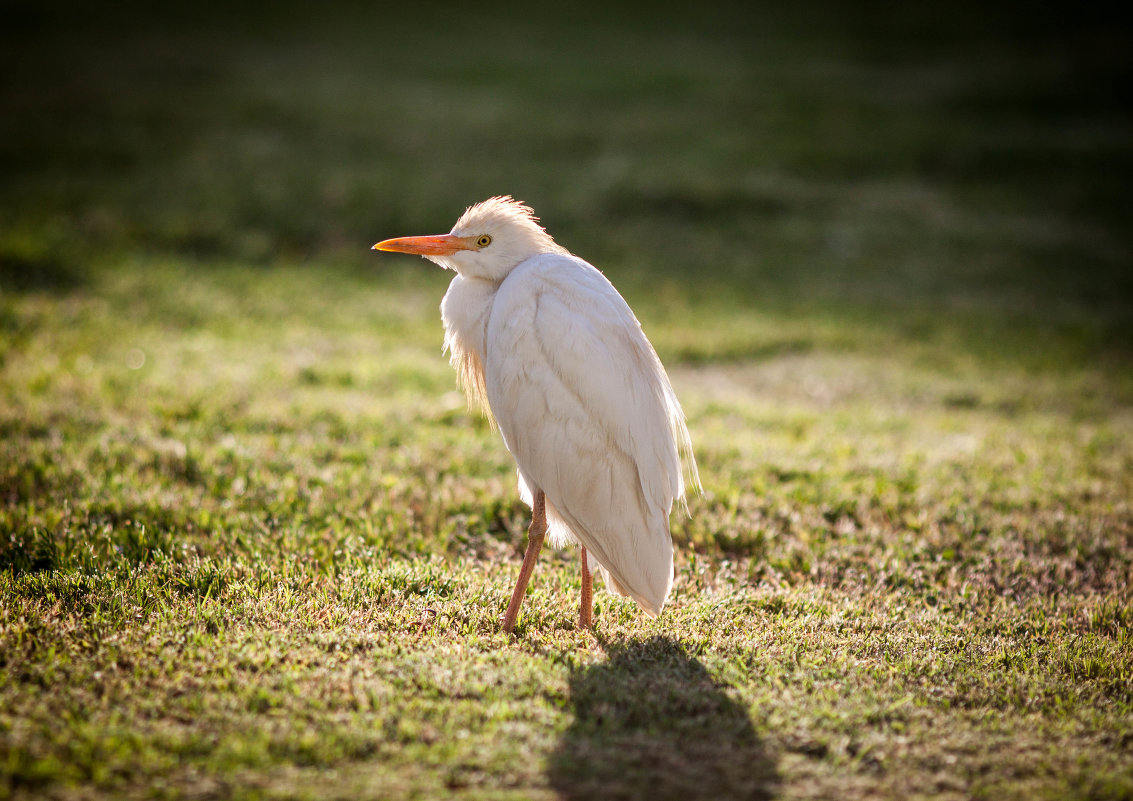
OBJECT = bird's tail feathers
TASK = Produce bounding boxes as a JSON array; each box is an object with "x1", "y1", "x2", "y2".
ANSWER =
[
  {"x1": 517, "y1": 471, "x2": 673, "y2": 616},
  {"x1": 574, "y1": 511, "x2": 672, "y2": 617}
]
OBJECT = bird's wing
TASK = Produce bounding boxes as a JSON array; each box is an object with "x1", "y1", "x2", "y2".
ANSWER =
[{"x1": 484, "y1": 253, "x2": 694, "y2": 615}]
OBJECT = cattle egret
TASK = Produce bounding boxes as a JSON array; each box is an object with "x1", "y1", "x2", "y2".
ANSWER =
[{"x1": 373, "y1": 197, "x2": 698, "y2": 633}]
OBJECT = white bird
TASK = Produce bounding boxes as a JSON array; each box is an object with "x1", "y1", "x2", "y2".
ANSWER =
[{"x1": 373, "y1": 197, "x2": 698, "y2": 632}]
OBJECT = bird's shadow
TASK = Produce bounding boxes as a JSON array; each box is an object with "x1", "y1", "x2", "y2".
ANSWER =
[{"x1": 548, "y1": 635, "x2": 777, "y2": 801}]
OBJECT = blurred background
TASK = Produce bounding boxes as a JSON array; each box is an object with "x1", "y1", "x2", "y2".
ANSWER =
[{"x1": 2, "y1": 0, "x2": 1130, "y2": 358}]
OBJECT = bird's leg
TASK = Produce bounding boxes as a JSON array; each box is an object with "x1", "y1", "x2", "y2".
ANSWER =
[
  {"x1": 579, "y1": 545, "x2": 593, "y2": 629},
  {"x1": 502, "y1": 489, "x2": 546, "y2": 634}
]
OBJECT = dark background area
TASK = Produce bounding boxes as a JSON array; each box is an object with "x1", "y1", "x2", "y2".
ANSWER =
[{"x1": 2, "y1": 1, "x2": 1130, "y2": 340}]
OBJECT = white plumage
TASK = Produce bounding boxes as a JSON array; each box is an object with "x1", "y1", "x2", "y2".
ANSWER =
[{"x1": 374, "y1": 196, "x2": 698, "y2": 630}]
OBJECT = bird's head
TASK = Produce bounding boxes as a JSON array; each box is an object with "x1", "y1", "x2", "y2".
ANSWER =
[{"x1": 373, "y1": 196, "x2": 567, "y2": 282}]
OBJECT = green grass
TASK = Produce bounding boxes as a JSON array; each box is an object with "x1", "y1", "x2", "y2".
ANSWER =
[{"x1": 2, "y1": 2, "x2": 1131, "y2": 799}]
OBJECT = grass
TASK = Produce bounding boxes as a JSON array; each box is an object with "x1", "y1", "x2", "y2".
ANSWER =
[{"x1": 2, "y1": 2, "x2": 1131, "y2": 799}]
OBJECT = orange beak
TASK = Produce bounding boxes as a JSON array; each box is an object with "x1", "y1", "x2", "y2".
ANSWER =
[{"x1": 372, "y1": 234, "x2": 476, "y2": 256}]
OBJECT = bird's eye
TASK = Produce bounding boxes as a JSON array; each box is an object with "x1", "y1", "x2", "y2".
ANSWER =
[{"x1": 476, "y1": 235, "x2": 492, "y2": 247}]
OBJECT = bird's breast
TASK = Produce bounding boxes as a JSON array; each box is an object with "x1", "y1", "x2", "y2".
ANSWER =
[{"x1": 440, "y1": 275, "x2": 498, "y2": 417}]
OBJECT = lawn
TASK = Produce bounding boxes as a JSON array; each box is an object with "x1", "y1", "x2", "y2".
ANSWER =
[{"x1": 2, "y1": 2, "x2": 1131, "y2": 799}]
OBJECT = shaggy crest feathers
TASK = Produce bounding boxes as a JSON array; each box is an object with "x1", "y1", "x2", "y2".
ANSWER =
[
  {"x1": 453, "y1": 196, "x2": 551, "y2": 240},
  {"x1": 451, "y1": 196, "x2": 568, "y2": 261}
]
